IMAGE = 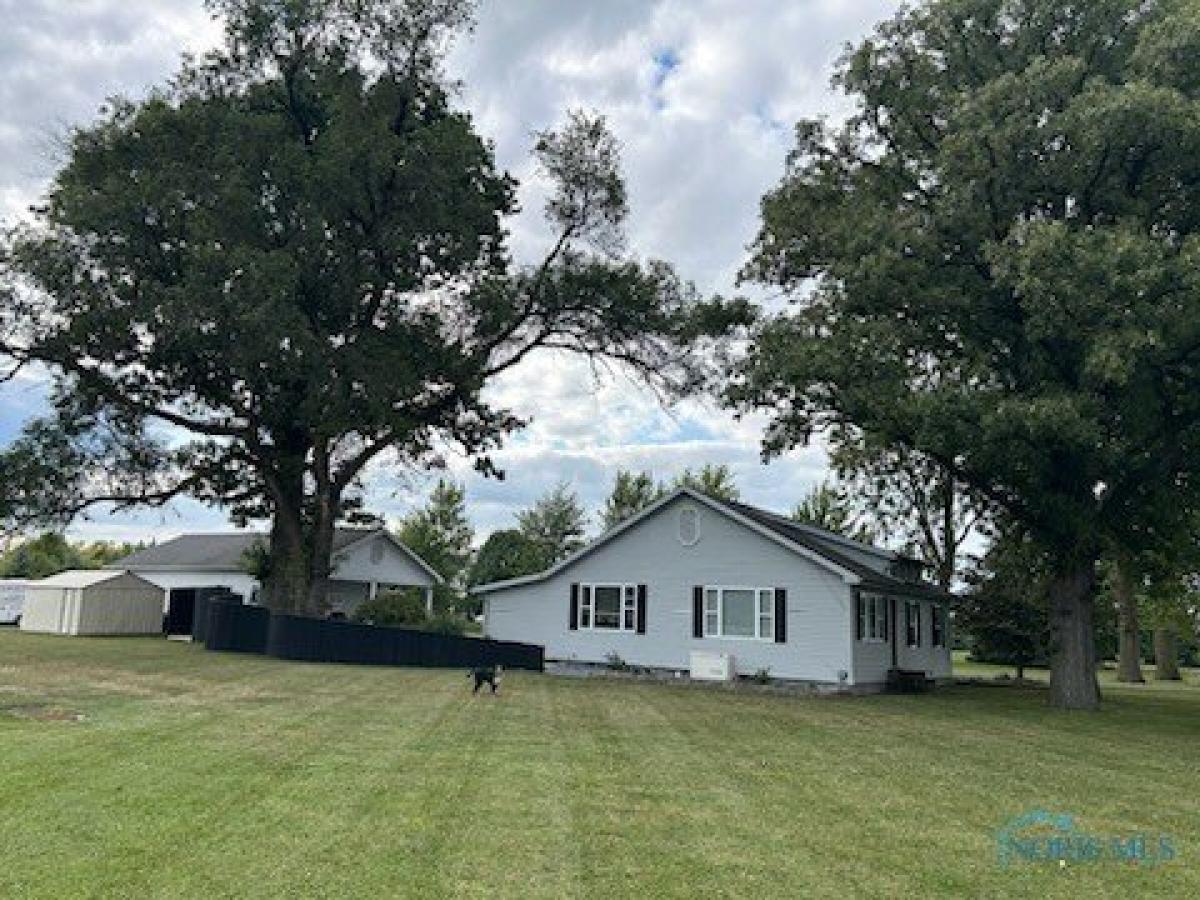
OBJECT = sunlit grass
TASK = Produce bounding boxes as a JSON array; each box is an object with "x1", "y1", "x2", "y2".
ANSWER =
[
  {"x1": 1, "y1": 631, "x2": 1196, "y2": 898},
  {"x1": 953, "y1": 649, "x2": 1200, "y2": 690}
]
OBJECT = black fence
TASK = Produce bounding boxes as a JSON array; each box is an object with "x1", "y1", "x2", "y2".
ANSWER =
[
  {"x1": 192, "y1": 591, "x2": 242, "y2": 645},
  {"x1": 201, "y1": 600, "x2": 543, "y2": 671},
  {"x1": 205, "y1": 600, "x2": 271, "y2": 654}
]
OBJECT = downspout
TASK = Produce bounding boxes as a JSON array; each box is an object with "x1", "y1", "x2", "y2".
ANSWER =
[
  {"x1": 890, "y1": 596, "x2": 898, "y2": 671},
  {"x1": 849, "y1": 586, "x2": 859, "y2": 686}
]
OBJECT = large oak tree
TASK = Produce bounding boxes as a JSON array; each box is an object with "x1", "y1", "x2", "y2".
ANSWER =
[
  {"x1": 730, "y1": 0, "x2": 1200, "y2": 708},
  {"x1": 830, "y1": 442, "x2": 986, "y2": 591},
  {"x1": 0, "y1": 0, "x2": 745, "y2": 613}
]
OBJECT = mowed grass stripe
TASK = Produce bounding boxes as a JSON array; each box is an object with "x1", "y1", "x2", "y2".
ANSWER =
[{"x1": 0, "y1": 633, "x2": 1197, "y2": 899}]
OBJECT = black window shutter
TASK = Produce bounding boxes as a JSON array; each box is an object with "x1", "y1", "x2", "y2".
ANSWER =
[
  {"x1": 855, "y1": 593, "x2": 863, "y2": 641},
  {"x1": 883, "y1": 598, "x2": 889, "y2": 642},
  {"x1": 636, "y1": 584, "x2": 647, "y2": 634},
  {"x1": 569, "y1": 583, "x2": 579, "y2": 631},
  {"x1": 917, "y1": 603, "x2": 923, "y2": 647},
  {"x1": 774, "y1": 588, "x2": 787, "y2": 643},
  {"x1": 693, "y1": 586, "x2": 704, "y2": 638}
]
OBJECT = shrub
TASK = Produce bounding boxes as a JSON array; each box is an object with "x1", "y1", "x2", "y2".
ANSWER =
[
  {"x1": 421, "y1": 613, "x2": 467, "y2": 636},
  {"x1": 350, "y1": 590, "x2": 471, "y2": 635},
  {"x1": 604, "y1": 652, "x2": 629, "y2": 671},
  {"x1": 351, "y1": 589, "x2": 427, "y2": 628}
]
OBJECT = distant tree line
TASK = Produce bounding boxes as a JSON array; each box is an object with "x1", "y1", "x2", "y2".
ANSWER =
[{"x1": 0, "y1": 533, "x2": 141, "y2": 580}]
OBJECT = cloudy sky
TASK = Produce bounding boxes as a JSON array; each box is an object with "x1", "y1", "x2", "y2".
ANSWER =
[{"x1": 0, "y1": 0, "x2": 899, "y2": 542}]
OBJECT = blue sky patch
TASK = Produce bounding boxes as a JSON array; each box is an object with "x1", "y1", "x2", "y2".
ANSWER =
[
  {"x1": 0, "y1": 379, "x2": 48, "y2": 445},
  {"x1": 651, "y1": 47, "x2": 680, "y2": 90}
]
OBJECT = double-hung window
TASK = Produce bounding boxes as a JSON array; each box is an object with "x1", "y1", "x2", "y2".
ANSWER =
[
  {"x1": 858, "y1": 593, "x2": 888, "y2": 642},
  {"x1": 931, "y1": 605, "x2": 946, "y2": 648},
  {"x1": 702, "y1": 586, "x2": 774, "y2": 640},
  {"x1": 905, "y1": 600, "x2": 923, "y2": 648},
  {"x1": 579, "y1": 584, "x2": 638, "y2": 631}
]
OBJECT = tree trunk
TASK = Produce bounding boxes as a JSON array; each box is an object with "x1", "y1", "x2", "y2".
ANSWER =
[
  {"x1": 1113, "y1": 557, "x2": 1144, "y2": 683},
  {"x1": 1154, "y1": 627, "x2": 1182, "y2": 681},
  {"x1": 1048, "y1": 558, "x2": 1101, "y2": 710},
  {"x1": 261, "y1": 448, "x2": 312, "y2": 614},
  {"x1": 263, "y1": 510, "x2": 309, "y2": 613},
  {"x1": 258, "y1": 441, "x2": 344, "y2": 618},
  {"x1": 937, "y1": 475, "x2": 955, "y2": 592},
  {"x1": 306, "y1": 492, "x2": 337, "y2": 616}
]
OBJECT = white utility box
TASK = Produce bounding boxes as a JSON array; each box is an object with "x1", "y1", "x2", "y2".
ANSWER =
[{"x1": 690, "y1": 650, "x2": 734, "y2": 682}]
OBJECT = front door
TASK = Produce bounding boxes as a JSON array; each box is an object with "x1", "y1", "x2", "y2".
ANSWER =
[{"x1": 165, "y1": 589, "x2": 198, "y2": 635}]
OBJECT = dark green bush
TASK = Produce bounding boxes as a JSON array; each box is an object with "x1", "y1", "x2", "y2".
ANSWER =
[
  {"x1": 421, "y1": 613, "x2": 467, "y2": 636},
  {"x1": 351, "y1": 590, "x2": 469, "y2": 635},
  {"x1": 351, "y1": 590, "x2": 427, "y2": 628}
]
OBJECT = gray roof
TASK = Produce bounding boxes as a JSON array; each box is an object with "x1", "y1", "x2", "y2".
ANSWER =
[
  {"x1": 474, "y1": 487, "x2": 950, "y2": 601},
  {"x1": 111, "y1": 528, "x2": 383, "y2": 571},
  {"x1": 723, "y1": 501, "x2": 948, "y2": 601}
]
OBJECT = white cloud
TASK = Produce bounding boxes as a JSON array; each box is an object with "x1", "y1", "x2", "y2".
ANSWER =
[
  {"x1": 0, "y1": 0, "x2": 221, "y2": 222},
  {"x1": 0, "y1": 0, "x2": 898, "y2": 542}
]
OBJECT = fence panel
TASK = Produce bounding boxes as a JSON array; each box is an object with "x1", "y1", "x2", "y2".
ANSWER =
[
  {"x1": 250, "y1": 613, "x2": 544, "y2": 671},
  {"x1": 193, "y1": 592, "x2": 241, "y2": 645},
  {"x1": 204, "y1": 600, "x2": 270, "y2": 654}
]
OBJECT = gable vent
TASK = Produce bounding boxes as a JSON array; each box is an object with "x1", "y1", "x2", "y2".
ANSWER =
[{"x1": 678, "y1": 507, "x2": 700, "y2": 546}]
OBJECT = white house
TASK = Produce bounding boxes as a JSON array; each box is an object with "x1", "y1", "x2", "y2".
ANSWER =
[
  {"x1": 110, "y1": 527, "x2": 442, "y2": 634},
  {"x1": 475, "y1": 488, "x2": 953, "y2": 690}
]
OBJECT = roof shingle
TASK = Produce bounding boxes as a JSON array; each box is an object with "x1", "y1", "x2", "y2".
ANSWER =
[{"x1": 111, "y1": 528, "x2": 381, "y2": 570}]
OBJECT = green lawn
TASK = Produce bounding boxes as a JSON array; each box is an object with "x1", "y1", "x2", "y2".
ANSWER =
[
  {"x1": 1, "y1": 632, "x2": 1196, "y2": 898},
  {"x1": 951, "y1": 649, "x2": 1197, "y2": 683}
]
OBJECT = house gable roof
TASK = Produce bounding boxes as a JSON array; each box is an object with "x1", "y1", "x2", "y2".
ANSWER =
[
  {"x1": 110, "y1": 528, "x2": 443, "y2": 584},
  {"x1": 473, "y1": 487, "x2": 949, "y2": 600},
  {"x1": 332, "y1": 529, "x2": 445, "y2": 584},
  {"x1": 721, "y1": 501, "x2": 946, "y2": 600}
]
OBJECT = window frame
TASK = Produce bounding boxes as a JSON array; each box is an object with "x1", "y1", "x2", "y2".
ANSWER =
[
  {"x1": 701, "y1": 585, "x2": 775, "y2": 641},
  {"x1": 905, "y1": 599, "x2": 923, "y2": 648},
  {"x1": 579, "y1": 583, "x2": 639, "y2": 632},
  {"x1": 931, "y1": 604, "x2": 945, "y2": 648},
  {"x1": 858, "y1": 593, "x2": 888, "y2": 643}
]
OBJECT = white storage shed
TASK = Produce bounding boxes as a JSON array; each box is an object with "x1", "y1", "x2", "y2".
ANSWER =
[{"x1": 20, "y1": 570, "x2": 164, "y2": 636}]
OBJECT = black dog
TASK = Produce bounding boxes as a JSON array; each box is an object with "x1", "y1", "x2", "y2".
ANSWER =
[{"x1": 470, "y1": 665, "x2": 501, "y2": 694}]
